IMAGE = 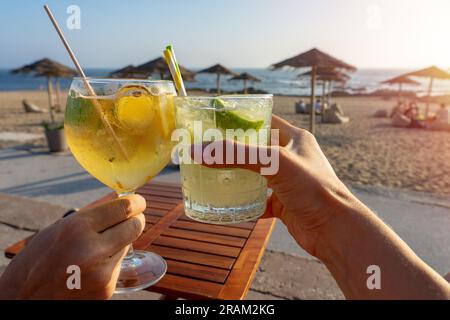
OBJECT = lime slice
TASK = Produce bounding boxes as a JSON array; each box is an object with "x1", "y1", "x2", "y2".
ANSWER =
[
  {"x1": 212, "y1": 98, "x2": 264, "y2": 130},
  {"x1": 114, "y1": 86, "x2": 156, "y2": 130}
]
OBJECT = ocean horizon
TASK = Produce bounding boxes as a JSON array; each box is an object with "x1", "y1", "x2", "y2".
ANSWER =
[{"x1": 1, "y1": 67, "x2": 449, "y2": 97}]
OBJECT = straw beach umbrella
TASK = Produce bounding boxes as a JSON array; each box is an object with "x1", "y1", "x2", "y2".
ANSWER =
[
  {"x1": 11, "y1": 58, "x2": 76, "y2": 121},
  {"x1": 228, "y1": 72, "x2": 261, "y2": 94},
  {"x1": 381, "y1": 75, "x2": 420, "y2": 103},
  {"x1": 298, "y1": 67, "x2": 350, "y2": 119},
  {"x1": 399, "y1": 66, "x2": 450, "y2": 119},
  {"x1": 109, "y1": 65, "x2": 145, "y2": 78},
  {"x1": 198, "y1": 64, "x2": 235, "y2": 94},
  {"x1": 133, "y1": 57, "x2": 196, "y2": 81},
  {"x1": 272, "y1": 48, "x2": 356, "y2": 134}
]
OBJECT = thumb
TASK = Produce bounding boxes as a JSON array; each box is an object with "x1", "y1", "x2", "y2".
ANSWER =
[{"x1": 189, "y1": 139, "x2": 280, "y2": 178}]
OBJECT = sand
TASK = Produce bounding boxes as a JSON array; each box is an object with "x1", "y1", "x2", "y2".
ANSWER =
[{"x1": 1, "y1": 90, "x2": 449, "y2": 196}]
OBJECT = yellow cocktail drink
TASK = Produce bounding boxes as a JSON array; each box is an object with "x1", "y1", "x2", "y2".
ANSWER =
[
  {"x1": 65, "y1": 82, "x2": 175, "y2": 194},
  {"x1": 64, "y1": 78, "x2": 176, "y2": 293}
]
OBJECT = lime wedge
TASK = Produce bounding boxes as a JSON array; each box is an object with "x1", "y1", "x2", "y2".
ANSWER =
[{"x1": 212, "y1": 98, "x2": 264, "y2": 130}]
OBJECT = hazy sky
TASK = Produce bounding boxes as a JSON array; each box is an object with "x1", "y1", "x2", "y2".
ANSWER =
[{"x1": 2, "y1": 0, "x2": 450, "y2": 69}]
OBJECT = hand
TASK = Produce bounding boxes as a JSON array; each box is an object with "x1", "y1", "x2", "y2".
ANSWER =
[
  {"x1": 0, "y1": 195, "x2": 146, "y2": 300},
  {"x1": 197, "y1": 115, "x2": 450, "y2": 299},
  {"x1": 196, "y1": 115, "x2": 358, "y2": 256},
  {"x1": 260, "y1": 116, "x2": 450, "y2": 299}
]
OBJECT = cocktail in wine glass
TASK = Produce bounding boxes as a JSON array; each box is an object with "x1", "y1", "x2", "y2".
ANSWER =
[{"x1": 65, "y1": 78, "x2": 176, "y2": 292}]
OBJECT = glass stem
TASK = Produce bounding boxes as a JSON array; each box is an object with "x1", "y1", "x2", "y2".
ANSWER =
[{"x1": 118, "y1": 191, "x2": 136, "y2": 261}]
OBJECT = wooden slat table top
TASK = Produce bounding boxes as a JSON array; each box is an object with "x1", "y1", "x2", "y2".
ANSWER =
[{"x1": 4, "y1": 181, "x2": 276, "y2": 300}]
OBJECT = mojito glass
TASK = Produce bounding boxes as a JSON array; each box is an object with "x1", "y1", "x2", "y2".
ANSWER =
[{"x1": 175, "y1": 95, "x2": 273, "y2": 224}]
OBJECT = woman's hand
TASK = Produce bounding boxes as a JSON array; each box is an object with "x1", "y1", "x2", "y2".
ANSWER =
[{"x1": 0, "y1": 195, "x2": 146, "y2": 300}]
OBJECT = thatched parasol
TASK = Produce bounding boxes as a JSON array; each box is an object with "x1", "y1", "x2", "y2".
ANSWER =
[
  {"x1": 398, "y1": 66, "x2": 450, "y2": 119},
  {"x1": 272, "y1": 48, "x2": 356, "y2": 134},
  {"x1": 198, "y1": 64, "x2": 235, "y2": 94},
  {"x1": 381, "y1": 75, "x2": 420, "y2": 103},
  {"x1": 109, "y1": 65, "x2": 146, "y2": 79},
  {"x1": 11, "y1": 58, "x2": 76, "y2": 121},
  {"x1": 132, "y1": 57, "x2": 196, "y2": 82},
  {"x1": 298, "y1": 67, "x2": 350, "y2": 118},
  {"x1": 228, "y1": 72, "x2": 261, "y2": 94}
]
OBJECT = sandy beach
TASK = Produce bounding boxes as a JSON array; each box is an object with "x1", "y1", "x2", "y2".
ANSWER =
[{"x1": 1, "y1": 89, "x2": 449, "y2": 196}]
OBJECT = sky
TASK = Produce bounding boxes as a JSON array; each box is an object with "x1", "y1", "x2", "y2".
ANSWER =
[{"x1": 2, "y1": 0, "x2": 450, "y2": 69}]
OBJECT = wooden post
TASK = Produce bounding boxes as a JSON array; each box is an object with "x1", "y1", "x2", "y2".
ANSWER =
[
  {"x1": 310, "y1": 65, "x2": 317, "y2": 134},
  {"x1": 327, "y1": 81, "x2": 332, "y2": 104},
  {"x1": 217, "y1": 72, "x2": 221, "y2": 94},
  {"x1": 321, "y1": 80, "x2": 326, "y2": 123},
  {"x1": 47, "y1": 77, "x2": 55, "y2": 124},
  {"x1": 55, "y1": 78, "x2": 62, "y2": 112},
  {"x1": 425, "y1": 77, "x2": 433, "y2": 121}
]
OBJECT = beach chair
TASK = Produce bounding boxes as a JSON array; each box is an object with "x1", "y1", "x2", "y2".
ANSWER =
[
  {"x1": 373, "y1": 109, "x2": 388, "y2": 118},
  {"x1": 428, "y1": 107, "x2": 450, "y2": 131},
  {"x1": 428, "y1": 120, "x2": 450, "y2": 131},
  {"x1": 323, "y1": 103, "x2": 349, "y2": 124},
  {"x1": 22, "y1": 99, "x2": 45, "y2": 113},
  {"x1": 305, "y1": 104, "x2": 321, "y2": 115},
  {"x1": 52, "y1": 104, "x2": 62, "y2": 113}
]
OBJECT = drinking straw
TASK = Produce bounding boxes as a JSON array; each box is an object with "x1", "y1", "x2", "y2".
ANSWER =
[
  {"x1": 43, "y1": 5, "x2": 129, "y2": 161},
  {"x1": 163, "y1": 45, "x2": 187, "y2": 96}
]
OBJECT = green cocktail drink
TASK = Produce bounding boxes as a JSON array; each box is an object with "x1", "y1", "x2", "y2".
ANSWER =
[{"x1": 175, "y1": 95, "x2": 273, "y2": 224}]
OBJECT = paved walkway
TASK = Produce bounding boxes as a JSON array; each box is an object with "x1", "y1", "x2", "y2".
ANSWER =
[{"x1": 0, "y1": 147, "x2": 449, "y2": 276}]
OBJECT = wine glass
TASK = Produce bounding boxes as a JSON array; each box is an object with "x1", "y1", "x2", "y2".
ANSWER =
[{"x1": 64, "y1": 78, "x2": 176, "y2": 292}]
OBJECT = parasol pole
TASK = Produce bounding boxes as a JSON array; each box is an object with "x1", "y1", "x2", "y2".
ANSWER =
[
  {"x1": 310, "y1": 65, "x2": 317, "y2": 134},
  {"x1": 424, "y1": 77, "x2": 433, "y2": 121},
  {"x1": 46, "y1": 76, "x2": 55, "y2": 123},
  {"x1": 327, "y1": 81, "x2": 332, "y2": 104},
  {"x1": 217, "y1": 72, "x2": 221, "y2": 94},
  {"x1": 55, "y1": 77, "x2": 62, "y2": 112},
  {"x1": 321, "y1": 80, "x2": 326, "y2": 122}
]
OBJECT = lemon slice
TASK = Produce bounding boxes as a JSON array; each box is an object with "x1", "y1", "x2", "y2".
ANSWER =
[
  {"x1": 114, "y1": 86, "x2": 156, "y2": 130},
  {"x1": 157, "y1": 94, "x2": 172, "y2": 138}
]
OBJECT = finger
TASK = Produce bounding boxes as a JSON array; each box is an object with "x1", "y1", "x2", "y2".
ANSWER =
[
  {"x1": 190, "y1": 139, "x2": 281, "y2": 179},
  {"x1": 271, "y1": 115, "x2": 297, "y2": 146},
  {"x1": 79, "y1": 195, "x2": 146, "y2": 232},
  {"x1": 80, "y1": 193, "x2": 118, "y2": 212},
  {"x1": 107, "y1": 246, "x2": 129, "y2": 286},
  {"x1": 100, "y1": 214, "x2": 145, "y2": 255}
]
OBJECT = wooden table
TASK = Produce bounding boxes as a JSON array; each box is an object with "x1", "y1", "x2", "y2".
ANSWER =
[{"x1": 4, "y1": 181, "x2": 275, "y2": 300}]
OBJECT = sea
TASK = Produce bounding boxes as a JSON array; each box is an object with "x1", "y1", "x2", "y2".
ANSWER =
[{"x1": 1, "y1": 68, "x2": 449, "y2": 97}]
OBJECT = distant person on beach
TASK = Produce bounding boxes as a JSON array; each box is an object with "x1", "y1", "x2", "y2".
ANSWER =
[
  {"x1": 315, "y1": 99, "x2": 322, "y2": 114},
  {"x1": 404, "y1": 102, "x2": 423, "y2": 128},
  {"x1": 390, "y1": 101, "x2": 405, "y2": 118},
  {"x1": 0, "y1": 115, "x2": 449, "y2": 300},
  {"x1": 295, "y1": 99, "x2": 306, "y2": 114}
]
